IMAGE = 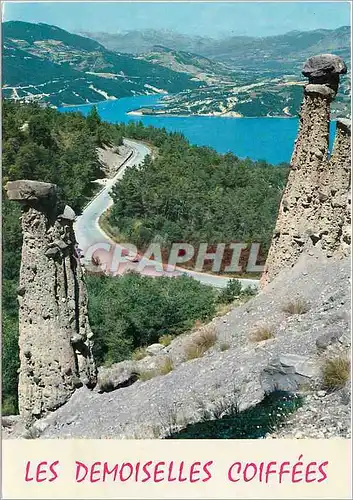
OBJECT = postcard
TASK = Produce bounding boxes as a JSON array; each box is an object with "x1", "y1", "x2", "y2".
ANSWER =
[{"x1": 1, "y1": 1, "x2": 351, "y2": 498}]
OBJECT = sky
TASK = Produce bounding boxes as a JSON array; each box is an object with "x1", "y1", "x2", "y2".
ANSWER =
[{"x1": 2, "y1": 1, "x2": 351, "y2": 38}]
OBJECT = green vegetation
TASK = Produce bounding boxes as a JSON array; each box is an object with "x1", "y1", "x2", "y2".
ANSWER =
[
  {"x1": 4, "y1": 20, "x2": 102, "y2": 51},
  {"x1": 2, "y1": 311, "x2": 20, "y2": 415},
  {"x1": 140, "y1": 45, "x2": 233, "y2": 85},
  {"x1": 131, "y1": 347, "x2": 148, "y2": 361},
  {"x1": 109, "y1": 122, "x2": 289, "y2": 262},
  {"x1": 217, "y1": 279, "x2": 242, "y2": 304},
  {"x1": 217, "y1": 278, "x2": 256, "y2": 304},
  {"x1": 322, "y1": 356, "x2": 350, "y2": 391},
  {"x1": 2, "y1": 101, "x2": 122, "y2": 210},
  {"x1": 86, "y1": 272, "x2": 217, "y2": 366},
  {"x1": 158, "y1": 334, "x2": 175, "y2": 347},
  {"x1": 166, "y1": 391, "x2": 303, "y2": 439},
  {"x1": 142, "y1": 84, "x2": 305, "y2": 118},
  {"x1": 3, "y1": 21, "x2": 201, "y2": 107},
  {"x1": 282, "y1": 298, "x2": 310, "y2": 315},
  {"x1": 3, "y1": 22, "x2": 349, "y2": 116}
]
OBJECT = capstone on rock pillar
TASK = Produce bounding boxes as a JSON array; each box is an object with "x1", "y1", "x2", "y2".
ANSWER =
[{"x1": 260, "y1": 54, "x2": 349, "y2": 288}]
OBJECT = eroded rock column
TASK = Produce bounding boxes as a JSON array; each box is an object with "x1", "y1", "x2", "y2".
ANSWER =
[
  {"x1": 6, "y1": 180, "x2": 97, "y2": 423},
  {"x1": 322, "y1": 118, "x2": 351, "y2": 256},
  {"x1": 261, "y1": 54, "x2": 349, "y2": 287}
]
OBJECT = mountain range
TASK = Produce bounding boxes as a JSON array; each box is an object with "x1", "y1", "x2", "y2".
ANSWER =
[
  {"x1": 82, "y1": 26, "x2": 350, "y2": 67},
  {"x1": 2, "y1": 21, "x2": 351, "y2": 116},
  {"x1": 2, "y1": 21, "x2": 201, "y2": 106},
  {"x1": 80, "y1": 29, "x2": 214, "y2": 56}
]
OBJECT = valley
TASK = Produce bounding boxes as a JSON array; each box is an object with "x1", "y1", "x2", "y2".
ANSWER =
[
  {"x1": 2, "y1": 21, "x2": 351, "y2": 117},
  {"x1": 59, "y1": 95, "x2": 305, "y2": 164},
  {"x1": 83, "y1": 25, "x2": 351, "y2": 118}
]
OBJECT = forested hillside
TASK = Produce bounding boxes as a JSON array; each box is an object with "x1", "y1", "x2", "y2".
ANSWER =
[
  {"x1": 2, "y1": 21, "x2": 201, "y2": 106},
  {"x1": 108, "y1": 122, "x2": 289, "y2": 261}
]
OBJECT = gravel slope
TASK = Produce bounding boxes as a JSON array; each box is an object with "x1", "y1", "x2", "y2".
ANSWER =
[{"x1": 14, "y1": 250, "x2": 346, "y2": 440}]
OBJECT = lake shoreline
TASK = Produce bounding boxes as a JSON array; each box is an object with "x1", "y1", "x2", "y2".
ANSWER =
[
  {"x1": 59, "y1": 94, "x2": 323, "y2": 164},
  {"x1": 127, "y1": 109, "x2": 298, "y2": 119},
  {"x1": 61, "y1": 95, "x2": 298, "y2": 120}
]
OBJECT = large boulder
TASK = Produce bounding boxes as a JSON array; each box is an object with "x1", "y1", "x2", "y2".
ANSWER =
[
  {"x1": 302, "y1": 54, "x2": 347, "y2": 92},
  {"x1": 146, "y1": 343, "x2": 165, "y2": 356},
  {"x1": 6, "y1": 180, "x2": 57, "y2": 206},
  {"x1": 302, "y1": 54, "x2": 347, "y2": 79},
  {"x1": 260, "y1": 354, "x2": 319, "y2": 393},
  {"x1": 97, "y1": 361, "x2": 139, "y2": 393}
]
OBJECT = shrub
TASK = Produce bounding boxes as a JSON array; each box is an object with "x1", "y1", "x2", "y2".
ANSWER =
[
  {"x1": 219, "y1": 341, "x2": 231, "y2": 352},
  {"x1": 2, "y1": 306, "x2": 20, "y2": 416},
  {"x1": 158, "y1": 334, "x2": 175, "y2": 347},
  {"x1": 157, "y1": 402, "x2": 186, "y2": 437},
  {"x1": 195, "y1": 326, "x2": 217, "y2": 350},
  {"x1": 242, "y1": 286, "x2": 257, "y2": 298},
  {"x1": 191, "y1": 388, "x2": 240, "y2": 422},
  {"x1": 184, "y1": 343, "x2": 203, "y2": 361},
  {"x1": 207, "y1": 395, "x2": 240, "y2": 420},
  {"x1": 132, "y1": 347, "x2": 148, "y2": 361},
  {"x1": 87, "y1": 272, "x2": 216, "y2": 365},
  {"x1": 215, "y1": 303, "x2": 233, "y2": 317},
  {"x1": 282, "y1": 298, "x2": 310, "y2": 315},
  {"x1": 159, "y1": 357, "x2": 174, "y2": 375},
  {"x1": 184, "y1": 326, "x2": 217, "y2": 360},
  {"x1": 1, "y1": 396, "x2": 18, "y2": 417},
  {"x1": 322, "y1": 356, "x2": 350, "y2": 390},
  {"x1": 138, "y1": 370, "x2": 156, "y2": 382},
  {"x1": 138, "y1": 357, "x2": 174, "y2": 381},
  {"x1": 98, "y1": 376, "x2": 115, "y2": 393},
  {"x1": 250, "y1": 325, "x2": 275, "y2": 342},
  {"x1": 217, "y1": 279, "x2": 242, "y2": 304},
  {"x1": 193, "y1": 319, "x2": 204, "y2": 330}
]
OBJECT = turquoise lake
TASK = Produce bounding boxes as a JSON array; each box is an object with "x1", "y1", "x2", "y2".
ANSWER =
[{"x1": 59, "y1": 95, "x2": 335, "y2": 165}]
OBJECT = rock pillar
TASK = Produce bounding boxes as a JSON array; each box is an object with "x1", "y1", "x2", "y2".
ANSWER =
[
  {"x1": 260, "y1": 54, "x2": 349, "y2": 288},
  {"x1": 6, "y1": 180, "x2": 97, "y2": 423}
]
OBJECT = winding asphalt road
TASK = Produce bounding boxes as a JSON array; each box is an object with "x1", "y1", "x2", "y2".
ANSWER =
[{"x1": 74, "y1": 138, "x2": 259, "y2": 290}]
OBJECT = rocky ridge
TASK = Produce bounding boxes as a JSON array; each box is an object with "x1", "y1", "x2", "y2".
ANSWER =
[{"x1": 3, "y1": 250, "x2": 350, "y2": 439}]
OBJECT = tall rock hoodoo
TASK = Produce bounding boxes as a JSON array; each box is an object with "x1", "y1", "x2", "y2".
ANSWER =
[
  {"x1": 261, "y1": 54, "x2": 350, "y2": 287},
  {"x1": 6, "y1": 180, "x2": 97, "y2": 423}
]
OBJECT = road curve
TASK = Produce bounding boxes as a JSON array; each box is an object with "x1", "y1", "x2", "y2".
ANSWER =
[
  {"x1": 74, "y1": 138, "x2": 259, "y2": 290},
  {"x1": 74, "y1": 138, "x2": 149, "y2": 256}
]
